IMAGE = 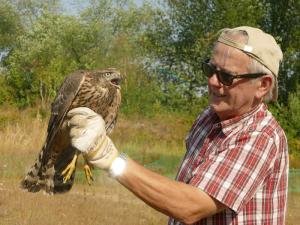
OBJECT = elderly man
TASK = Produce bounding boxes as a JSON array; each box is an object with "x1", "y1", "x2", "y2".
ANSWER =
[{"x1": 67, "y1": 26, "x2": 288, "y2": 225}]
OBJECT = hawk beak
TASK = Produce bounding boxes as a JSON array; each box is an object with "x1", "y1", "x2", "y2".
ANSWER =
[{"x1": 110, "y1": 78, "x2": 121, "y2": 89}]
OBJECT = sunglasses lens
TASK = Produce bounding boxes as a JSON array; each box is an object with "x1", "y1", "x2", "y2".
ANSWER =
[
  {"x1": 201, "y1": 63, "x2": 214, "y2": 78},
  {"x1": 218, "y1": 72, "x2": 233, "y2": 86},
  {"x1": 201, "y1": 60, "x2": 235, "y2": 86}
]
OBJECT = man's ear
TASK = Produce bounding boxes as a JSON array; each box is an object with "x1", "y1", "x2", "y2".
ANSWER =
[{"x1": 255, "y1": 75, "x2": 273, "y2": 99}]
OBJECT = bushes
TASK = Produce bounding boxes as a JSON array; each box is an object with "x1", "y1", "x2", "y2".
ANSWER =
[
  {"x1": 0, "y1": 74, "x2": 10, "y2": 104},
  {"x1": 268, "y1": 85, "x2": 300, "y2": 168}
]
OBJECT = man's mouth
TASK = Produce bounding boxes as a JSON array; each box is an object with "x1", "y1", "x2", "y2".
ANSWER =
[{"x1": 212, "y1": 92, "x2": 226, "y2": 98}]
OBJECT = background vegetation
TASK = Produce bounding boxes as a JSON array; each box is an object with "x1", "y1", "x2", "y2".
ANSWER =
[
  {"x1": 0, "y1": 0, "x2": 299, "y2": 165},
  {"x1": 0, "y1": 1, "x2": 299, "y2": 224}
]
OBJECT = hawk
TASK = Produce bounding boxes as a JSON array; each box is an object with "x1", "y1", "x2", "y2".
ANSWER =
[{"x1": 21, "y1": 68, "x2": 122, "y2": 194}]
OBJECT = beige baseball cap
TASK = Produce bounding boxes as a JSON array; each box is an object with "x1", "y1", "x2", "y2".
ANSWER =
[{"x1": 217, "y1": 26, "x2": 283, "y2": 77}]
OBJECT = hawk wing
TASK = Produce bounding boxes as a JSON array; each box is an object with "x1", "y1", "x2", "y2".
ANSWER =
[
  {"x1": 43, "y1": 70, "x2": 86, "y2": 160},
  {"x1": 21, "y1": 71, "x2": 86, "y2": 193}
]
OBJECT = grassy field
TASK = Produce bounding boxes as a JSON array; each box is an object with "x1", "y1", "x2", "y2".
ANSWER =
[{"x1": 0, "y1": 107, "x2": 299, "y2": 224}]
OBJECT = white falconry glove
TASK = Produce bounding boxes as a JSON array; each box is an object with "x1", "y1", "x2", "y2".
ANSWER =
[{"x1": 67, "y1": 107, "x2": 126, "y2": 175}]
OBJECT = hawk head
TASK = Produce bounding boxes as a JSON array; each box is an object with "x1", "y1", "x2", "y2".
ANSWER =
[{"x1": 94, "y1": 68, "x2": 122, "y2": 89}]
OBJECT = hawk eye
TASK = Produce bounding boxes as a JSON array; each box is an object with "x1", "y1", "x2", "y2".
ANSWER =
[{"x1": 105, "y1": 72, "x2": 111, "y2": 77}]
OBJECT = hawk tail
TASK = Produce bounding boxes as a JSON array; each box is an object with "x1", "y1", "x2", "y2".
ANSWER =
[
  {"x1": 21, "y1": 145, "x2": 55, "y2": 194},
  {"x1": 21, "y1": 147, "x2": 45, "y2": 192},
  {"x1": 21, "y1": 145, "x2": 77, "y2": 194}
]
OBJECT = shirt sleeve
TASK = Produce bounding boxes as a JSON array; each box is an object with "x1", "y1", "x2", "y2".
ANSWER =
[{"x1": 189, "y1": 131, "x2": 278, "y2": 213}]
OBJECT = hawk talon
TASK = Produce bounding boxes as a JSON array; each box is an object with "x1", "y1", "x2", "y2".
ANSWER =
[
  {"x1": 62, "y1": 154, "x2": 78, "y2": 183},
  {"x1": 84, "y1": 164, "x2": 94, "y2": 185}
]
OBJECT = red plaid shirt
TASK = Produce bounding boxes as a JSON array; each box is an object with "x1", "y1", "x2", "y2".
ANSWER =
[{"x1": 169, "y1": 103, "x2": 288, "y2": 225}]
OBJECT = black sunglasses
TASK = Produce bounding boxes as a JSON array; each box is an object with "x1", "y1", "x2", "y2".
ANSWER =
[{"x1": 201, "y1": 59, "x2": 267, "y2": 86}]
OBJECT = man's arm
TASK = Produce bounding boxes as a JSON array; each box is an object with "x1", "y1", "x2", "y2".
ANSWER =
[
  {"x1": 67, "y1": 107, "x2": 227, "y2": 224},
  {"x1": 117, "y1": 158, "x2": 226, "y2": 224}
]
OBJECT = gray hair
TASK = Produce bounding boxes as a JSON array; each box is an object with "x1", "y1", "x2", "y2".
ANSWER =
[{"x1": 248, "y1": 58, "x2": 277, "y2": 102}]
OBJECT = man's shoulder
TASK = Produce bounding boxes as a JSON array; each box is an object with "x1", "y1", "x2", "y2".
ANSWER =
[
  {"x1": 253, "y1": 106, "x2": 285, "y2": 136},
  {"x1": 244, "y1": 106, "x2": 287, "y2": 150},
  {"x1": 224, "y1": 104, "x2": 287, "y2": 144}
]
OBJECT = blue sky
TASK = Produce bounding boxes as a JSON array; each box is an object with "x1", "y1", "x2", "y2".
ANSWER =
[{"x1": 61, "y1": 0, "x2": 147, "y2": 15}]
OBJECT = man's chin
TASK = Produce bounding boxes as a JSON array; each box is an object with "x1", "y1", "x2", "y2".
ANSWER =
[
  {"x1": 210, "y1": 103, "x2": 231, "y2": 120},
  {"x1": 210, "y1": 101, "x2": 226, "y2": 111}
]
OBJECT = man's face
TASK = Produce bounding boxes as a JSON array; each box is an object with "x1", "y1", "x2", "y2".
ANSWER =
[{"x1": 208, "y1": 43, "x2": 261, "y2": 121}]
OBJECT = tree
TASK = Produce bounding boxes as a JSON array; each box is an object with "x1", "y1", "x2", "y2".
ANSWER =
[
  {"x1": 0, "y1": 1, "x2": 23, "y2": 104},
  {"x1": 10, "y1": 0, "x2": 60, "y2": 26},
  {"x1": 3, "y1": 0, "x2": 160, "y2": 111},
  {"x1": 142, "y1": 0, "x2": 300, "y2": 112},
  {"x1": 0, "y1": 0, "x2": 23, "y2": 53},
  {"x1": 260, "y1": 0, "x2": 300, "y2": 104},
  {"x1": 142, "y1": 0, "x2": 265, "y2": 111}
]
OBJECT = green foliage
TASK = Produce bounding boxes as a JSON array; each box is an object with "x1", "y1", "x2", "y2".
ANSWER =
[
  {"x1": 143, "y1": 0, "x2": 265, "y2": 94},
  {"x1": 0, "y1": 0, "x2": 299, "y2": 165},
  {"x1": 3, "y1": 0, "x2": 157, "y2": 108},
  {"x1": 120, "y1": 66, "x2": 163, "y2": 116},
  {"x1": 260, "y1": 0, "x2": 300, "y2": 104},
  {"x1": 0, "y1": 73, "x2": 10, "y2": 104},
  {"x1": 143, "y1": 0, "x2": 299, "y2": 112},
  {"x1": 5, "y1": 14, "x2": 87, "y2": 106},
  {"x1": 268, "y1": 84, "x2": 300, "y2": 167},
  {"x1": 288, "y1": 86, "x2": 300, "y2": 138},
  {"x1": 286, "y1": 85, "x2": 300, "y2": 164},
  {"x1": 140, "y1": 0, "x2": 267, "y2": 114},
  {"x1": 0, "y1": 0, "x2": 23, "y2": 52}
]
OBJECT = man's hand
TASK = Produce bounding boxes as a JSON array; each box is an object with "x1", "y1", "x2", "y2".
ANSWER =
[{"x1": 67, "y1": 107, "x2": 119, "y2": 170}]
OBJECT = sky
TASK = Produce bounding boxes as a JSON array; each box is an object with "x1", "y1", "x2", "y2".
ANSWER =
[
  {"x1": 61, "y1": 0, "x2": 148, "y2": 15},
  {"x1": 60, "y1": 0, "x2": 89, "y2": 15}
]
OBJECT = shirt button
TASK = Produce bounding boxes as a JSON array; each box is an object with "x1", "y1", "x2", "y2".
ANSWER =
[{"x1": 248, "y1": 127, "x2": 254, "y2": 132}]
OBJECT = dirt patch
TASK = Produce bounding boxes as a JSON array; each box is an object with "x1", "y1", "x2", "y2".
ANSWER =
[{"x1": 0, "y1": 179, "x2": 167, "y2": 225}]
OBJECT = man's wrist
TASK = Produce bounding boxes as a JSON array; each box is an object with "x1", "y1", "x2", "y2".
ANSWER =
[{"x1": 109, "y1": 152, "x2": 127, "y2": 177}]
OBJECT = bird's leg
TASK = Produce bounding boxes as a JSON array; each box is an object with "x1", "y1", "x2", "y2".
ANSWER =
[
  {"x1": 62, "y1": 150, "x2": 80, "y2": 183},
  {"x1": 83, "y1": 160, "x2": 94, "y2": 185}
]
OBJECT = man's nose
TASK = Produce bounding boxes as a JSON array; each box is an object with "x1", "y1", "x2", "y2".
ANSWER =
[{"x1": 208, "y1": 73, "x2": 222, "y2": 87}]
